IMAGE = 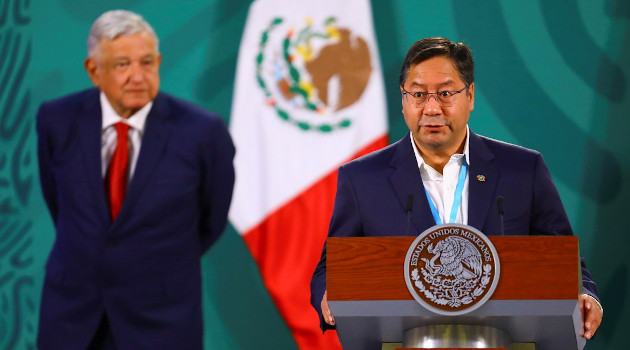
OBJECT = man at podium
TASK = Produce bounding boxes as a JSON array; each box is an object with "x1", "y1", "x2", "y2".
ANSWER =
[{"x1": 311, "y1": 37, "x2": 602, "y2": 340}]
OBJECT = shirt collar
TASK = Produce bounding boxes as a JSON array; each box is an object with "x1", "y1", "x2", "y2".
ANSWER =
[
  {"x1": 410, "y1": 125, "x2": 471, "y2": 174},
  {"x1": 100, "y1": 92, "x2": 152, "y2": 132}
]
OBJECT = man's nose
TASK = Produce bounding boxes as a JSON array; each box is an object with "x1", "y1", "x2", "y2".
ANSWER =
[
  {"x1": 129, "y1": 63, "x2": 144, "y2": 81},
  {"x1": 423, "y1": 94, "x2": 442, "y2": 114}
]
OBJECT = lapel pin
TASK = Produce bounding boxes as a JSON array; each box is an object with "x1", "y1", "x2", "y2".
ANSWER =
[{"x1": 476, "y1": 175, "x2": 486, "y2": 182}]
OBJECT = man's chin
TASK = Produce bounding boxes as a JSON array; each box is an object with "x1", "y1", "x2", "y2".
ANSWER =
[
  {"x1": 420, "y1": 131, "x2": 448, "y2": 142},
  {"x1": 417, "y1": 134, "x2": 451, "y2": 150},
  {"x1": 115, "y1": 100, "x2": 151, "y2": 118},
  {"x1": 123, "y1": 99, "x2": 152, "y2": 110}
]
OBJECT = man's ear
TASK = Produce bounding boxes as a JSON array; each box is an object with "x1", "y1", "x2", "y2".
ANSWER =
[
  {"x1": 84, "y1": 57, "x2": 100, "y2": 87},
  {"x1": 467, "y1": 82, "x2": 475, "y2": 111}
]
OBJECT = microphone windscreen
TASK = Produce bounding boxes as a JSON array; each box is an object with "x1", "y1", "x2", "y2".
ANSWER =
[{"x1": 497, "y1": 196, "x2": 505, "y2": 215}]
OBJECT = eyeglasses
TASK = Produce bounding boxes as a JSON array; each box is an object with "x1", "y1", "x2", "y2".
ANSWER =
[{"x1": 402, "y1": 85, "x2": 469, "y2": 108}]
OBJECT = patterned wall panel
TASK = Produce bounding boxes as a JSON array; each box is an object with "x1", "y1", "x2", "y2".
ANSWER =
[{"x1": 0, "y1": 0, "x2": 36, "y2": 349}]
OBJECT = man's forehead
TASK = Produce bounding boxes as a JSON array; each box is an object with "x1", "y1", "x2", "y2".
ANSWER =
[
  {"x1": 410, "y1": 60, "x2": 458, "y2": 74},
  {"x1": 406, "y1": 75, "x2": 460, "y2": 89},
  {"x1": 406, "y1": 60, "x2": 462, "y2": 87},
  {"x1": 99, "y1": 32, "x2": 156, "y2": 47},
  {"x1": 97, "y1": 33, "x2": 157, "y2": 57}
]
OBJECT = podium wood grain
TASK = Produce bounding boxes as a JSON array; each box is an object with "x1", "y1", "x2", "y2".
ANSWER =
[{"x1": 327, "y1": 236, "x2": 579, "y2": 301}]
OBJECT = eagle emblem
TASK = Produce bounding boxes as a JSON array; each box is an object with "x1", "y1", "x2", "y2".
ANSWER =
[
  {"x1": 404, "y1": 224, "x2": 500, "y2": 315},
  {"x1": 422, "y1": 236, "x2": 482, "y2": 280}
]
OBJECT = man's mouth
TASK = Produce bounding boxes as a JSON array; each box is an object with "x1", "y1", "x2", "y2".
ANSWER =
[{"x1": 418, "y1": 119, "x2": 448, "y2": 128}]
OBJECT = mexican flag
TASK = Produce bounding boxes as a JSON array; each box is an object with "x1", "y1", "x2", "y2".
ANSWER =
[{"x1": 228, "y1": 0, "x2": 388, "y2": 348}]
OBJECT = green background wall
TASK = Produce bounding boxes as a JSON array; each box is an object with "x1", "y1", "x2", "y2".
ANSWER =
[{"x1": 1, "y1": 0, "x2": 628, "y2": 349}]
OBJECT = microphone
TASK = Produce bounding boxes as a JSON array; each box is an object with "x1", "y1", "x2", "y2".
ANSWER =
[
  {"x1": 497, "y1": 196, "x2": 505, "y2": 236},
  {"x1": 406, "y1": 194, "x2": 414, "y2": 236}
]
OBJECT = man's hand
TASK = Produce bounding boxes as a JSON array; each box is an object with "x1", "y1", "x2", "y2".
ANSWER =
[
  {"x1": 579, "y1": 294, "x2": 603, "y2": 339},
  {"x1": 321, "y1": 290, "x2": 335, "y2": 326}
]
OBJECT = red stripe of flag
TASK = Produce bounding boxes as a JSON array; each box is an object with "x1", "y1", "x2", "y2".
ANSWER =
[{"x1": 243, "y1": 135, "x2": 388, "y2": 349}]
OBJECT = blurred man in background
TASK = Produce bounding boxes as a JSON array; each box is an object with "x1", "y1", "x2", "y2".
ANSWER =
[{"x1": 36, "y1": 10, "x2": 235, "y2": 349}]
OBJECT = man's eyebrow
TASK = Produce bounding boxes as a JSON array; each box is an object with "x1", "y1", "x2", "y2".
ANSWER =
[
  {"x1": 408, "y1": 79, "x2": 456, "y2": 89},
  {"x1": 112, "y1": 53, "x2": 156, "y2": 60}
]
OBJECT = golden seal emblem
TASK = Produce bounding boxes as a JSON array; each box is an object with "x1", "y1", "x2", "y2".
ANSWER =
[{"x1": 404, "y1": 224, "x2": 500, "y2": 315}]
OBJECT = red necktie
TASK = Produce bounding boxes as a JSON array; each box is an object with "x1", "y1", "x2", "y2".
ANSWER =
[{"x1": 106, "y1": 122, "x2": 130, "y2": 220}]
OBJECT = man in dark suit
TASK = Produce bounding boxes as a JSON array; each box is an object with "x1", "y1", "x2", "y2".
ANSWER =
[
  {"x1": 36, "y1": 10, "x2": 235, "y2": 349},
  {"x1": 311, "y1": 37, "x2": 602, "y2": 340}
]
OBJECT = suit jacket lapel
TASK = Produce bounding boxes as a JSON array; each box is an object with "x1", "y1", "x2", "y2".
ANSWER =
[
  {"x1": 77, "y1": 90, "x2": 111, "y2": 224},
  {"x1": 115, "y1": 93, "x2": 172, "y2": 225},
  {"x1": 467, "y1": 131, "x2": 499, "y2": 232},
  {"x1": 388, "y1": 133, "x2": 437, "y2": 236}
]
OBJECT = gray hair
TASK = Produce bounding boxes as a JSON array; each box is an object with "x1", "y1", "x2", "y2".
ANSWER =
[{"x1": 87, "y1": 10, "x2": 159, "y2": 57}]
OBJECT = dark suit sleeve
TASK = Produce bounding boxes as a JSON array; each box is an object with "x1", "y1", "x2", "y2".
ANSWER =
[
  {"x1": 311, "y1": 165, "x2": 362, "y2": 332},
  {"x1": 530, "y1": 153, "x2": 573, "y2": 236},
  {"x1": 530, "y1": 153, "x2": 600, "y2": 303},
  {"x1": 36, "y1": 103, "x2": 58, "y2": 224},
  {"x1": 198, "y1": 117, "x2": 235, "y2": 253}
]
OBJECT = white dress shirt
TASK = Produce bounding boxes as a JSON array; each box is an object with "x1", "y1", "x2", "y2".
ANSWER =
[
  {"x1": 411, "y1": 126, "x2": 470, "y2": 225},
  {"x1": 100, "y1": 92, "x2": 152, "y2": 180}
]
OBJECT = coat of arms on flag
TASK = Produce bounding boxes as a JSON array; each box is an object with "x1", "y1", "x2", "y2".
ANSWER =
[{"x1": 255, "y1": 16, "x2": 373, "y2": 132}]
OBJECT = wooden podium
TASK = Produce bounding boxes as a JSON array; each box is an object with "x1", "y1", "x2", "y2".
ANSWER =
[{"x1": 327, "y1": 236, "x2": 585, "y2": 350}]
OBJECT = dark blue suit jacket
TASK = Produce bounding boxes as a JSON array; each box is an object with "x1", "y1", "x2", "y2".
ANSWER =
[
  {"x1": 36, "y1": 88, "x2": 235, "y2": 349},
  {"x1": 311, "y1": 131, "x2": 599, "y2": 330}
]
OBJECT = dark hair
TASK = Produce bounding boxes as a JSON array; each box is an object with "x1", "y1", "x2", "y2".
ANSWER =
[{"x1": 399, "y1": 37, "x2": 474, "y2": 87}]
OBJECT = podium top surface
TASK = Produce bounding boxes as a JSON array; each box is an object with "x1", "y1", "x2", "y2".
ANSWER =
[{"x1": 328, "y1": 236, "x2": 580, "y2": 301}]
